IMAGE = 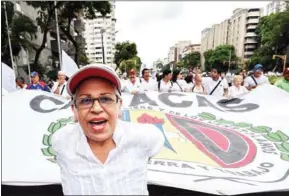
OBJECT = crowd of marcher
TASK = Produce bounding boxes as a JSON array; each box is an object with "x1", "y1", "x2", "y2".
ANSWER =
[
  {"x1": 121, "y1": 64, "x2": 289, "y2": 97},
  {"x1": 10, "y1": 63, "x2": 289, "y2": 100}
]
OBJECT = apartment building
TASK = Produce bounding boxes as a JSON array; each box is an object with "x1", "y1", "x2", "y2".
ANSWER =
[
  {"x1": 266, "y1": 1, "x2": 289, "y2": 15},
  {"x1": 181, "y1": 44, "x2": 201, "y2": 58},
  {"x1": 200, "y1": 8, "x2": 263, "y2": 69},
  {"x1": 83, "y1": 1, "x2": 116, "y2": 68}
]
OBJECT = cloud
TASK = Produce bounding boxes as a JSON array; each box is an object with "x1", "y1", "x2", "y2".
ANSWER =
[{"x1": 115, "y1": 1, "x2": 269, "y2": 66}]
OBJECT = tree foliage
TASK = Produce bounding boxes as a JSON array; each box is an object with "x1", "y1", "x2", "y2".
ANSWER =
[
  {"x1": 249, "y1": 9, "x2": 289, "y2": 72},
  {"x1": 114, "y1": 41, "x2": 141, "y2": 71},
  {"x1": 1, "y1": 2, "x2": 38, "y2": 68},
  {"x1": 203, "y1": 45, "x2": 238, "y2": 72},
  {"x1": 58, "y1": 1, "x2": 111, "y2": 66},
  {"x1": 180, "y1": 52, "x2": 200, "y2": 69},
  {"x1": 118, "y1": 56, "x2": 141, "y2": 74}
]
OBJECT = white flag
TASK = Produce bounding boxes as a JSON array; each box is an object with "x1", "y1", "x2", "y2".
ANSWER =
[
  {"x1": 1, "y1": 62, "x2": 17, "y2": 93},
  {"x1": 61, "y1": 50, "x2": 79, "y2": 78}
]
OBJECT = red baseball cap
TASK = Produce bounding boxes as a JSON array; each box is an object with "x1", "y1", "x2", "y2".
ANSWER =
[
  {"x1": 128, "y1": 69, "x2": 136, "y2": 75},
  {"x1": 67, "y1": 64, "x2": 121, "y2": 96}
]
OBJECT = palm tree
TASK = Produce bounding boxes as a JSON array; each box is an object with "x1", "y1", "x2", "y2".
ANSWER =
[{"x1": 1, "y1": 2, "x2": 38, "y2": 68}]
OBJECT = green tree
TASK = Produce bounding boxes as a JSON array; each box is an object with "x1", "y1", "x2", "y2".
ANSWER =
[
  {"x1": 203, "y1": 45, "x2": 238, "y2": 72},
  {"x1": 249, "y1": 9, "x2": 289, "y2": 71},
  {"x1": 181, "y1": 52, "x2": 200, "y2": 69},
  {"x1": 114, "y1": 41, "x2": 141, "y2": 71},
  {"x1": 118, "y1": 59, "x2": 141, "y2": 74},
  {"x1": 1, "y1": 2, "x2": 38, "y2": 68},
  {"x1": 58, "y1": 1, "x2": 111, "y2": 66},
  {"x1": 26, "y1": 1, "x2": 64, "y2": 69}
]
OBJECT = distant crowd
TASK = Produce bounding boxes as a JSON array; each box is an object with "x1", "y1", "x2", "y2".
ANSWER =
[
  {"x1": 8, "y1": 64, "x2": 289, "y2": 99},
  {"x1": 120, "y1": 64, "x2": 289, "y2": 97}
]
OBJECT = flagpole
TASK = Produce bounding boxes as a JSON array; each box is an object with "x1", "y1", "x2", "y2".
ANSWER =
[
  {"x1": 54, "y1": 1, "x2": 62, "y2": 70},
  {"x1": 3, "y1": 2, "x2": 17, "y2": 76}
]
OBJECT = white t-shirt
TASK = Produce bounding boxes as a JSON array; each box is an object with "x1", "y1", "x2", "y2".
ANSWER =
[
  {"x1": 229, "y1": 85, "x2": 248, "y2": 98},
  {"x1": 158, "y1": 79, "x2": 174, "y2": 92},
  {"x1": 123, "y1": 79, "x2": 142, "y2": 94},
  {"x1": 204, "y1": 77, "x2": 229, "y2": 97},
  {"x1": 52, "y1": 121, "x2": 165, "y2": 195},
  {"x1": 139, "y1": 78, "x2": 157, "y2": 92},
  {"x1": 51, "y1": 81, "x2": 70, "y2": 99},
  {"x1": 192, "y1": 84, "x2": 205, "y2": 94},
  {"x1": 244, "y1": 75, "x2": 269, "y2": 88}
]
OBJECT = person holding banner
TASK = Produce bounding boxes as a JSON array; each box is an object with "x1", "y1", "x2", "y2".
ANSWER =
[
  {"x1": 139, "y1": 68, "x2": 156, "y2": 92},
  {"x1": 158, "y1": 69, "x2": 173, "y2": 92},
  {"x1": 244, "y1": 64, "x2": 269, "y2": 91},
  {"x1": 51, "y1": 71, "x2": 70, "y2": 99},
  {"x1": 203, "y1": 68, "x2": 229, "y2": 97},
  {"x1": 26, "y1": 72, "x2": 51, "y2": 92},
  {"x1": 274, "y1": 67, "x2": 289, "y2": 93},
  {"x1": 228, "y1": 75, "x2": 248, "y2": 98},
  {"x1": 123, "y1": 69, "x2": 142, "y2": 94},
  {"x1": 15, "y1": 77, "x2": 27, "y2": 90},
  {"x1": 52, "y1": 64, "x2": 164, "y2": 195}
]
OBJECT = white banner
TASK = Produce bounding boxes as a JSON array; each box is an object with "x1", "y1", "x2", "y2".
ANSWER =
[
  {"x1": 2, "y1": 85, "x2": 289, "y2": 195},
  {"x1": 1, "y1": 62, "x2": 17, "y2": 93},
  {"x1": 61, "y1": 50, "x2": 79, "y2": 78}
]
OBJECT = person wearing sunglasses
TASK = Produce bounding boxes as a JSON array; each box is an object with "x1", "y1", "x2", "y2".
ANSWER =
[{"x1": 51, "y1": 64, "x2": 164, "y2": 195}]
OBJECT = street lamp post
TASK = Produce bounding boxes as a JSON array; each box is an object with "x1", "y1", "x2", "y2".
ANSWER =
[
  {"x1": 273, "y1": 55, "x2": 287, "y2": 72},
  {"x1": 101, "y1": 28, "x2": 106, "y2": 64}
]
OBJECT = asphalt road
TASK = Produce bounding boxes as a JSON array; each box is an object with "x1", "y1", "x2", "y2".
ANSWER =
[{"x1": 2, "y1": 184, "x2": 288, "y2": 196}]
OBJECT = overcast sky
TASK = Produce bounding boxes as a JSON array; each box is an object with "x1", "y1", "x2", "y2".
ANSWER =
[{"x1": 115, "y1": 1, "x2": 269, "y2": 67}]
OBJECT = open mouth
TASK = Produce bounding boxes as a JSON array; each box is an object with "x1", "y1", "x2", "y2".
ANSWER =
[{"x1": 89, "y1": 119, "x2": 108, "y2": 132}]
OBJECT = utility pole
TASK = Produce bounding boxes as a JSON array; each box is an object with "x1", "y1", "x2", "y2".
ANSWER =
[
  {"x1": 228, "y1": 49, "x2": 231, "y2": 72},
  {"x1": 54, "y1": 1, "x2": 62, "y2": 70},
  {"x1": 101, "y1": 28, "x2": 106, "y2": 64},
  {"x1": 4, "y1": 2, "x2": 17, "y2": 76}
]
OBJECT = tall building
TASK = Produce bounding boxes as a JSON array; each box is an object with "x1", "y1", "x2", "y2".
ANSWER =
[
  {"x1": 200, "y1": 8, "x2": 263, "y2": 69},
  {"x1": 175, "y1": 41, "x2": 192, "y2": 61},
  {"x1": 168, "y1": 46, "x2": 176, "y2": 63},
  {"x1": 266, "y1": 1, "x2": 289, "y2": 15},
  {"x1": 83, "y1": 1, "x2": 116, "y2": 68},
  {"x1": 181, "y1": 44, "x2": 201, "y2": 58}
]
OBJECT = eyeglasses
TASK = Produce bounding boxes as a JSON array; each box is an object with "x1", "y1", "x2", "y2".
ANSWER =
[{"x1": 74, "y1": 94, "x2": 120, "y2": 109}]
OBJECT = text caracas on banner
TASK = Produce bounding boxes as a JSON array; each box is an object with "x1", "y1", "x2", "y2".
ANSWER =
[{"x1": 2, "y1": 84, "x2": 289, "y2": 195}]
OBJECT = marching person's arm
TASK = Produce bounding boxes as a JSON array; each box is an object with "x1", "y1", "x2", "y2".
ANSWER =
[
  {"x1": 222, "y1": 79, "x2": 229, "y2": 97},
  {"x1": 244, "y1": 77, "x2": 253, "y2": 90}
]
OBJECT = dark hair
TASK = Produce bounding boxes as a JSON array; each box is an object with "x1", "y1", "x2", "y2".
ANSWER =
[
  {"x1": 185, "y1": 75, "x2": 193, "y2": 83},
  {"x1": 172, "y1": 69, "x2": 181, "y2": 83},
  {"x1": 142, "y1": 68, "x2": 149, "y2": 76},
  {"x1": 16, "y1": 77, "x2": 25, "y2": 83},
  {"x1": 162, "y1": 69, "x2": 172, "y2": 77},
  {"x1": 211, "y1": 68, "x2": 221, "y2": 75}
]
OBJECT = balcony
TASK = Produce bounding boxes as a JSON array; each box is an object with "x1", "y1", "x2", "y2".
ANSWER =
[
  {"x1": 247, "y1": 18, "x2": 259, "y2": 24},
  {"x1": 245, "y1": 39, "x2": 257, "y2": 44},
  {"x1": 244, "y1": 51, "x2": 254, "y2": 56},
  {"x1": 247, "y1": 25, "x2": 257, "y2": 30},
  {"x1": 245, "y1": 45, "x2": 256, "y2": 49},
  {"x1": 247, "y1": 12, "x2": 260, "y2": 18},
  {"x1": 245, "y1": 32, "x2": 257, "y2": 37}
]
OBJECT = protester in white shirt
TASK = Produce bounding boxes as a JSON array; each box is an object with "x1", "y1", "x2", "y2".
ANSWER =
[
  {"x1": 123, "y1": 69, "x2": 142, "y2": 94},
  {"x1": 52, "y1": 65, "x2": 165, "y2": 195},
  {"x1": 184, "y1": 74, "x2": 194, "y2": 90},
  {"x1": 157, "y1": 69, "x2": 173, "y2": 92},
  {"x1": 229, "y1": 75, "x2": 248, "y2": 98},
  {"x1": 192, "y1": 74, "x2": 206, "y2": 94},
  {"x1": 171, "y1": 69, "x2": 186, "y2": 92},
  {"x1": 15, "y1": 77, "x2": 27, "y2": 90},
  {"x1": 204, "y1": 68, "x2": 229, "y2": 97},
  {"x1": 51, "y1": 71, "x2": 70, "y2": 99},
  {"x1": 244, "y1": 64, "x2": 270, "y2": 91},
  {"x1": 139, "y1": 68, "x2": 157, "y2": 92}
]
